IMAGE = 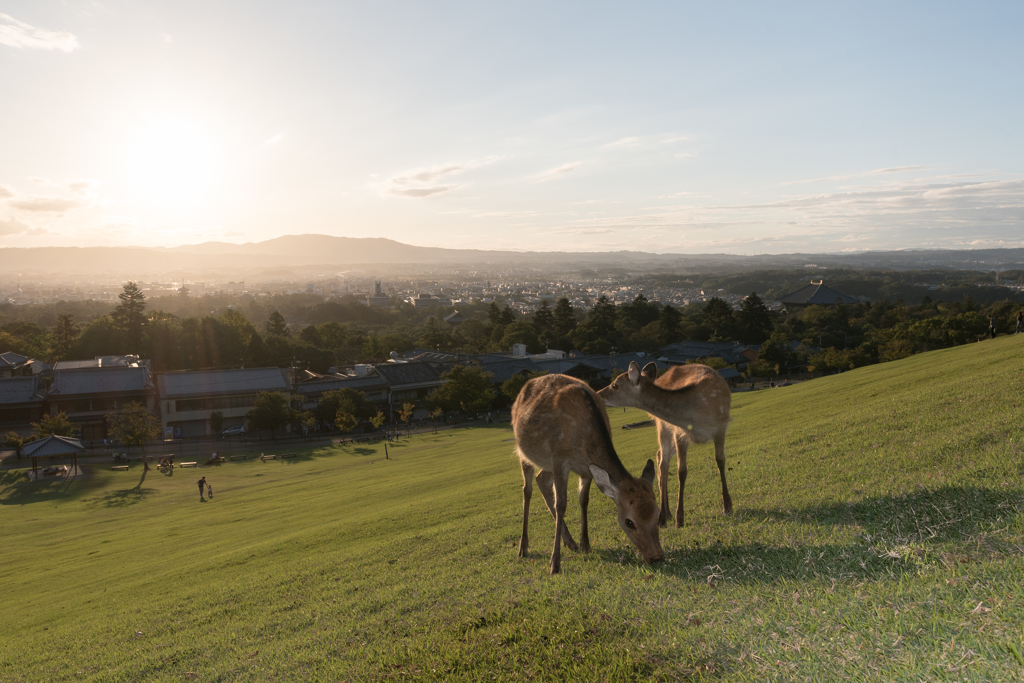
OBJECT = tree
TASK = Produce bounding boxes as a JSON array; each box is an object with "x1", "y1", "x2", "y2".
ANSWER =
[
  {"x1": 399, "y1": 402, "x2": 416, "y2": 430},
  {"x1": 487, "y1": 301, "x2": 502, "y2": 325},
  {"x1": 32, "y1": 411, "x2": 75, "y2": 438},
  {"x1": 501, "y1": 370, "x2": 548, "y2": 404},
  {"x1": 553, "y1": 297, "x2": 577, "y2": 336},
  {"x1": 659, "y1": 305, "x2": 682, "y2": 341},
  {"x1": 738, "y1": 292, "x2": 774, "y2": 344},
  {"x1": 702, "y1": 297, "x2": 736, "y2": 340},
  {"x1": 299, "y1": 411, "x2": 317, "y2": 434},
  {"x1": 428, "y1": 365, "x2": 496, "y2": 414},
  {"x1": 246, "y1": 391, "x2": 295, "y2": 439},
  {"x1": 369, "y1": 410, "x2": 386, "y2": 433},
  {"x1": 112, "y1": 281, "x2": 147, "y2": 353},
  {"x1": 107, "y1": 402, "x2": 162, "y2": 453},
  {"x1": 587, "y1": 295, "x2": 617, "y2": 337},
  {"x1": 315, "y1": 388, "x2": 370, "y2": 425},
  {"x1": 265, "y1": 311, "x2": 290, "y2": 337},
  {"x1": 51, "y1": 313, "x2": 80, "y2": 362},
  {"x1": 532, "y1": 300, "x2": 555, "y2": 334},
  {"x1": 499, "y1": 305, "x2": 516, "y2": 325},
  {"x1": 429, "y1": 406, "x2": 443, "y2": 432},
  {"x1": 335, "y1": 411, "x2": 357, "y2": 433},
  {"x1": 209, "y1": 410, "x2": 225, "y2": 435}
]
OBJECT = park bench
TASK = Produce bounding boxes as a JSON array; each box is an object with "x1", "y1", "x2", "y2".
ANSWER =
[
  {"x1": 260, "y1": 454, "x2": 277, "y2": 461},
  {"x1": 229, "y1": 455, "x2": 247, "y2": 461},
  {"x1": 281, "y1": 453, "x2": 297, "y2": 459},
  {"x1": 179, "y1": 462, "x2": 198, "y2": 468},
  {"x1": 111, "y1": 465, "x2": 129, "y2": 471}
]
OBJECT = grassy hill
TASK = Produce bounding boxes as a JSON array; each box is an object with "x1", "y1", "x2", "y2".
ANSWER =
[{"x1": 2, "y1": 336, "x2": 1023, "y2": 681}]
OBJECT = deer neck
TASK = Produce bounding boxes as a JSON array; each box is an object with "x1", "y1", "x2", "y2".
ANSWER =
[{"x1": 635, "y1": 383, "x2": 697, "y2": 424}]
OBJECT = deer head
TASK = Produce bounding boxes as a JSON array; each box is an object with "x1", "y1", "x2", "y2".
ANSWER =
[
  {"x1": 589, "y1": 459, "x2": 664, "y2": 564},
  {"x1": 597, "y1": 361, "x2": 659, "y2": 408}
]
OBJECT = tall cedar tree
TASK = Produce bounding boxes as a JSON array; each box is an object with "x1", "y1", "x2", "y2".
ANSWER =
[
  {"x1": 702, "y1": 297, "x2": 735, "y2": 340},
  {"x1": 587, "y1": 295, "x2": 618, "y2": 337},
  {"x1": 738, "y1": 292, "x2": 774, "y2": 344},
  {"x1": 487, "y1": 301, "x2": 502, "y2": 325},
  {"x1": 112, "y1": 281, "x2": 147, "y2": 353},
  {"x1": 51, "y1": 313, "x2": 80, "y2": 362},
  {"x1": 265, "y1": 310, "x2": 290, "y2": 337},
  {"x1": 659, "y1": 305, "x2": 682, "y2": 342},
  {"x1": 553, "y1": 297, "x2": 577, "y2": 336},
  {"x1": 532, "y1": 300, "x2": 555, "y2": 334},
  {"x1": 499, "y1": 305, "x2": 516, "y2": 325}
]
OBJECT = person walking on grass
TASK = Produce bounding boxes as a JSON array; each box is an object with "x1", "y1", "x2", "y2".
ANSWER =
[
  {"x1": 198, "y1": 476, "x2": 206, "y2": 500},
  {"x1": 989, "y1": 315, "x2": 996, "y2": 339},
  {"x1": 1016, "y1": 311, "x2": 1022, "y2": 335},
  {"x1": 207, "y1": 482, "x2": 213, "y2": 499}
]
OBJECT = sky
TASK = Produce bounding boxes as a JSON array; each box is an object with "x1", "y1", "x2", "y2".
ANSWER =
[{"x1": 1, "y1": 1, "x2": 1022, "y2": 254}]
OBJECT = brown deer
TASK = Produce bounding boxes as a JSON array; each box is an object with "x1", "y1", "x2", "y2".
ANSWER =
[
  {"x1": 513, "y1": 373, "x2": 664, "y2": 574},
  {"x1": 597, "y1": 361, "x2": 732, "y2": 528}
]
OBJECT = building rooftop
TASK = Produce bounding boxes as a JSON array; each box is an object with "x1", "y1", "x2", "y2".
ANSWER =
[
  {"x1": 0, "y1": 375, "x2": 45, "y2": 405},
  {"x1": 157, "y1": 367, "x2": 291, "y2": 399},
  {"x1": 777, "y1": 281, "x2": 859, "y2": 306}
]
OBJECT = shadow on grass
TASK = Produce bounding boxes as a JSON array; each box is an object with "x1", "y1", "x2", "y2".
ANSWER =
[
  {"x1": 740, "y1": 484, "x2": 1023, "y2": 545},
  {"x1": 524, "y1": 485, "x2": 1024, "y2": 585},
  {"x1": 91, "y1": 487, "x2": 159, "y2": 508}
]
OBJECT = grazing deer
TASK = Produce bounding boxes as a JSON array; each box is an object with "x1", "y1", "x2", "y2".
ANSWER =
[
  {"x1": 513, "y1": 373, "x2": 664, "y2": 574},
  {"x1": 598, "y1": 361, "x2": 732, "y2": 528}
]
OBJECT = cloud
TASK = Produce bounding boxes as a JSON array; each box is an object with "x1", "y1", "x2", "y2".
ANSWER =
[
  {"x1": 391, "y1": 186, "x2": 453, "y2": 198},
  {"x1": 7, "y1": 196, "x2": 84, "y2": 212},
  {"x1": 783, "y1": 165, "x2": 928, "y2": 185},
  {"x1": 675, "y1": 151, "x2": 698, "y2": 159},
  {"x1": 660, "y1": 136, "x2": 690, "y2": 144},
  {"x1": 536, "y1": 161, "x2": 582, "y2": 182},
  {"x1": 0, "y1": 215, "x2": 32, "y2": 236},
  {"x1": 0, "y1": 184, "x2": 13, "y2": 199},
  {"x1": 0, "y1": 13, "x2": 79, "y2": 52},
  {"x1": 603, "y1": 137, "x2": 639, "y2": 148},
  {"x1": 66, "y1": 179, "x2": 100, "y2": 199},
  {"x1": 264, "y1": 134, "x2": 283, "y2": 145},
  {"x1": 381, "y1": 161, "x2": 487, "y2": 198}
]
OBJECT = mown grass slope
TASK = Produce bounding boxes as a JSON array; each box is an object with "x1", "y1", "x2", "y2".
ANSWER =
[{"x1": 2, "y1": 335, "x2": 1024, "y2": 681}]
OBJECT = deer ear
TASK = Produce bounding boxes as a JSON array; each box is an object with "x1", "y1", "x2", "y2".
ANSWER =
[
  {"x1": 640, "y1": 459, "x2": 656, "y2": 486},
  {"x1": 641, "y1": 362, "x2": 658, "y2": 380},
  {"x1": 589, "y1": 464, "x2": 619, "y2": 500},
  {"x1": 627, "y1": 361, "x2": 641, "y2": 386}
]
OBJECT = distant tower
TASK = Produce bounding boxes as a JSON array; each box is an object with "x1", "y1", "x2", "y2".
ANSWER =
[{"x1": 375, "y1": 281, "x2": 383, "y2": 296}]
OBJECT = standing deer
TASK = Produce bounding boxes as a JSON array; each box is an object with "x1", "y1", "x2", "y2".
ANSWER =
[
  {"x1": 513, "y1": 373, "x2": 664, "y2": 574},
  {"x1": 598, "y1": 361, "x2": 732, "y2": 528}
]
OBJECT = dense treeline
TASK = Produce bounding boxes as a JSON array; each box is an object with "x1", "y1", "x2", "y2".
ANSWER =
[{"x1": 1, "y1": 274, "x2": 1021, "y2": 377}]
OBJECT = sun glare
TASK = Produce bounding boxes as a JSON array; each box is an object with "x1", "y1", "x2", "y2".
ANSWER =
[{"x1": 120, "y1": 118, "x2": 224, "y2": 214}]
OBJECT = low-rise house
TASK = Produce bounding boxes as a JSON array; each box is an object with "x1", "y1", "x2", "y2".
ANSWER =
[
  {"x1": 47, "y1": 356, "x2": 156, "y2": 441},
  {"x1": 375, "y1": 362, "x2": 446, "y2": 418},
  {"x1": 157, "y1": 367, "x2": 292, "y2": 438},
  {"x1": 0, "y1": 351, "x2": 51, "y2": 378},
  {"x1": 0, "y1": 374, "x2": 46, "y2": 435}
]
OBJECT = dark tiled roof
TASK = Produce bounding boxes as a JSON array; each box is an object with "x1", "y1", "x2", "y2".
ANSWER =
[
  {"x1": 0, "y1": 351, "x2": 30, "y2": 368},
  {"x1": 0, "y1": 375, "x2": 45, "y2": 405},
  {"x1": 473, "y1": 358, "x2": 544, "y2": 383},
  {"x1": 295, "y1": 375, "x2": 387, "y2": 396},
  {"x1": 718, "y1": 368, "x2": 743, "y2": 380},
  {"x1": 50, "y1": 366, "x2": 154, "y2": 396},
  {"x1": 158, "y1": 367, "x2": 290, "y2": 399},
  {"x1": 375, "y1": 362, "x2": 443, "y2": 386},
  {"x1": 778, "y1": 283, "x2": 859, "y2": 306}
]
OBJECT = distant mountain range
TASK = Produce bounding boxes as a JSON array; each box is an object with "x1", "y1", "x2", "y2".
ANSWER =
[{"x1": 1, "y1": 234, "x2": 1023, "y2": 280}]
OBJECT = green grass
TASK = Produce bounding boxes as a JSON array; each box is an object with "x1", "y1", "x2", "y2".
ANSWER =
[{"x1": 2, "y1": 336, "x2": 1024, "y2": 681}]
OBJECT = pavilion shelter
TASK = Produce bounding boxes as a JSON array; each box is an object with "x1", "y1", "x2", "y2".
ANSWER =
[{"x1": 22, "y1": 434, "x2": 85, "y2": 480}]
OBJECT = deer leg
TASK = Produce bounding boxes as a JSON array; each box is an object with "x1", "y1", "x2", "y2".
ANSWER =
[
  {"x1": 578, "y1": 476, "x2": 592, "y2": 553},
  {"x1": 550, "y1": 465, "x2": 571, "y2": 574},
  {"x1": 537, "y1": 469, "x2": 578, "y2": 551},
  {"x1": 715, "y1": 430, "x2": 733, "y2": 515},
  {"x1": 675, "y1": 436, "x2": 689, "y2": 528},
  {"x1": 518, "y1": 459, "x2": 534, "y2": 558},
  {"x1": 656, "y1": 423, "x2": 675, "y2": 528}
]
